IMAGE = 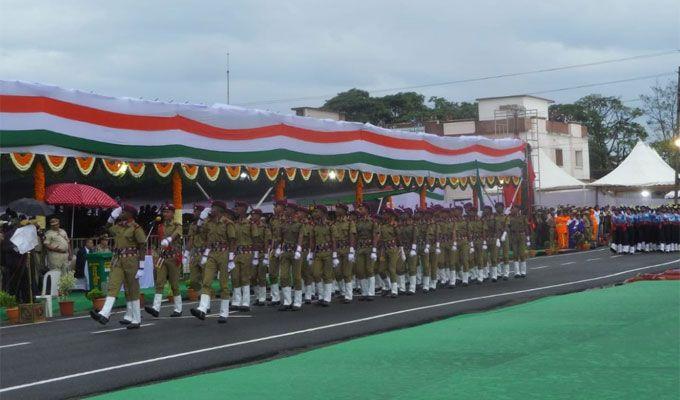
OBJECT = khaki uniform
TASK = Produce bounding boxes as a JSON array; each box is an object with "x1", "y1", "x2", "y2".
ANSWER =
[
  {"x1": 187, "y1": 222, "x2": 205, "y2": 291},
  {"x1": 155, "y1": 221, "x2": 183, "y2": 295},
  {"x1": 378, "y1": 221, "x2": 400, "y2": 295},
  {"x1": 454, "y1": 219, "x2": 470, "y2": 274},
  {"x1": 417, "y1": 219, "x2": 436, "y2": 290},
  {"x1": 331, "y1": 217, "x2": 357, "y2": 285},
  {"x1": 231, "y1": 217, "x2": 254, "y2": 289},
  {"x1": 250, "y1": 219, "x2": 271, "y2": 289},
  {"x1": 269, "y1": 216, "x2": 284, "y2": 287},
  {"x1": 300, "y1": 220, "x2": 315, "y2": 301},
  {"x1": 495, "y1": 214, "x2": 510, "y2": 264},
  {"x1": 107, "y1": 221, "x2": 146, "y2": 300},
  {"x1": 468, "y1": 219, "x2": 486, "y2": 273},
  {"x1": 437, "y1": 219, "x2": 453, "y2": 284},
  {"x1": 509, "y1": 215, "x2": 529, "y2": 262},
  {"x1": 279, "y1": 220, "x2": 303, "y2": 290},
  {"x1": 311, "y1": 222, "x2": 335, "y2": 285},
  {"x1": 355, "y1": 216, "x2": 378, "y2": 298},
  {"x1": 397, "y1": 222, "x2": 418, "y2": 278},
  {"x1": 200, "y1": 217, "x2": 234, "y2": 300},
  {"x1": 44, "y1": 228, "x2": 70, "y2": 273}
]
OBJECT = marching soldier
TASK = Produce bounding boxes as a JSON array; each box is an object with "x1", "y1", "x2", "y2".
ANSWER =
[
  {"x1": 379, "y1": 209, "x2": 402, "y2": 297},
  {"x1": 437, "y1": 207, "x2": 454, "y2": 287},
  {"x1": 482, "y1": 205, "x2": 499, "y2": 282},
  {"x1": 332, "y1": 204, "x2": 357, "y2": 303},
  {"x1": 468, "y1": 207, "x2": 486, "y2": 284},
  {"x1": 230, "y1": 201, "x2": 255, "y2": 312},
  {"x1": 509, "y1": 204, "x2": 530, "y2": 277},
  {"x1": 355, "y1": 202, "x2": 379, "y2": 301},
  {"x1": 185, "y1": 204, "x2": 205, "y2": 293},
  {"x1": 145, "y1": 204, "x2": 183, "y2": 318},
  {"x1": 278, "y1": 205, "x2": 305, "y2": 311},
  {"x1": 453, "y1": 207, "x2": 471, "y2": 286},
  {"x1": 90, "y1": 204, "x2": 146, "y2": 329},
  {"x1": 250, "y1": 208, "x2": 271, "y2": 307},
  {"x1": 190, "y1": 200, "x2": 234, "y2": 323},
  {"x1": 268, "y1": 200, "x2": 287, "y2": 306},
  {"x1": 397, "y1": 208, "x2": 418, "y2": 294},
  {"x1": 495, "y1": 202, "x2": 511, "y2": 280},
  {"x1": 310, "y1": 205, "x2": 338, "y2": 306},
  {"x1": 300, "y1": 209, "x2": 316, "y2": 304},
  {"x1": 416, "y1": 209, "x2": 434, "y2": 293}
]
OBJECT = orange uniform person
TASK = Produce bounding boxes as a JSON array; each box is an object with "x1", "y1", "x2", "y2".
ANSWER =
[{"x1": 555, "y1": 212, "x2": 569, "y2": 249}]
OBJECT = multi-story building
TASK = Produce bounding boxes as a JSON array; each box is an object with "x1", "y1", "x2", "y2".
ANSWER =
[{"x1": 422, "y1": 95, "x2": 590, "y2": 182}]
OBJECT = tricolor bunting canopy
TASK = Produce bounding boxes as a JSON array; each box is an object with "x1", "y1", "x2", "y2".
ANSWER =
[{"x1": 0, "y1": 81, "x2": 526, "y2": 178}]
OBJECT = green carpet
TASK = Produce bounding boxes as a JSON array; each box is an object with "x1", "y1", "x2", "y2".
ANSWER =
[{"x1": 92, "y1": 281, "x2": 680, "y2": 400}]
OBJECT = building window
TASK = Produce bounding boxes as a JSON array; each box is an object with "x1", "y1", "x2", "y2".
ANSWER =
[
  {"x1": 555, "y1": 149, "x2": 563, "y2": 166},
  {"x1": 575, "y1": 150, "x2": 583, "y2": 168}
]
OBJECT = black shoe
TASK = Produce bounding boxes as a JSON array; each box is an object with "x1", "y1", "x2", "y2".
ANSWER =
[
  {"x1": 126, "y1": 323, "x2": 141, "y2": 329},
  {"x1": 270, "y1": 301, "x2": 281, "y2": 306},
  {"x1": 462, "y1": 282, "x2": 469, "y2": 287},
  {"x1": 398, "y1": 290, "x2": 407, "y2": 295},
  {"x1": 304, "y1": 299, "x2": 312, "y2": 304},
  {"x1": 217, "y1": 316, "x2": 227, "y2": 324},
  {"x1": 521, "y1": 274, "x2": 527, "y2": 278},
  {"x1": 406, "y1": 291, "x2": 415, "y2": 295},
  {"x1": 381, "y1": 290, "x2": 390, "y2": 297},
  {"x1": 491, "y1": 278, "x2": 497, "y2": 283},
  {"x1": 343, "y1": 298, "x2": 351, "y2": 304},
  {"x1": 291, "y1": 305, "x2": 302, "y2": 311},
  {"x1": 254, "y1": 300, "x2": 266, "y2": 307},
  {"x1": 514, "y1": 274, "x2": 521, "y2": 279},
  {"x1": 320, "y1": 300, "x2": 330, "y2": 307},
  {"x1": 503, "y1": 276, "x2": 509, "y2": 281},
  {"x1": 358, "y1": 296, "x2": 366, "y2": 301},
  {"x1": 240, "y1": 306, "x2": 250, "y2": 313},
  {"x1": 190, "y1": 308, "x2": 206, "y2": 320},
  {"x1": 206, "y1": 308, "x2": 211, "y2": 314},
  {"x1": 229, "y1": 304, "x2": 239, "y2": 311},
  {"x1": 422, "y1": 289, "x2": 429, "y2": 294},
  {"x1": 144, "y1": 306, "x2": 159, "y2": 318},
  {"x1": 170, "y1": 311, "x2": 182, "y2": 317},
  {"x1": 448, "y1": 284, "x2": 456, "y2": 289},
  {"x1": 118, "y1": 319, "x2": 132, "y2": 325},
  {"x1": 279, "y1": 304, "x2": 291, "y2": 311},
  {"x1": 89, "y1": 310, "x2": 109, "y2": 325},
  {"x1": 390, "y1": 293, "x2": 397, "y2": 298},
  {"x1": 366, "y1": 296, "x2": 374, "y2": 301}
]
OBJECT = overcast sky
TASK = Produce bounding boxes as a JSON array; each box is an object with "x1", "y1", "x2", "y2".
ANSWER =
[{"x1": 1, "y1": 1, "x2": 678, "y2": 114}]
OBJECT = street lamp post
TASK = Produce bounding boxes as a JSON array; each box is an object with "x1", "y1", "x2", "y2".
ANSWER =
[{"x1": 674, "y1": 137, "x2": 680, "y2": 204}]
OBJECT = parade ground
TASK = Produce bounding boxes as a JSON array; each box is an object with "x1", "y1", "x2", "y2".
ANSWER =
[
  {"x1": 92, "y1": 280, "x2": 680, "y2": 400},
  {"x1": 0, "y1": 248, "x2": 677, "y2": 400}
]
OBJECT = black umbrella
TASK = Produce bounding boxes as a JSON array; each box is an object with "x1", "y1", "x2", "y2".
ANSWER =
[{"x1": 6, "y1": 198, "x2": 55, "y2": 216}]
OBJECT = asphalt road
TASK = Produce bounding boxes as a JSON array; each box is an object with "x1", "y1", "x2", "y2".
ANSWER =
[{"x1": 0, "y1": 248, "x2": 677, "y2": 400}]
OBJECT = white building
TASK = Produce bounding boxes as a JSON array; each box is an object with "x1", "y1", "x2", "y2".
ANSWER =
[
  {"x1": 291, "y1": 107, "x2": 345, "y2": 121},
  {"x1": 424, "y1": 95, "x2": 590, "y2": 183}
]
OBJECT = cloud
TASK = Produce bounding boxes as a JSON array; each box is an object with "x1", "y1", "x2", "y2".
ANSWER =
[{"x1": 1, "y1": 0, "x2": 678, "y2": 113}]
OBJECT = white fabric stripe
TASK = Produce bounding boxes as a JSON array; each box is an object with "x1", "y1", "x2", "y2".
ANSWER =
[
  {"x1": 1, "y1": 80, "x2": 523, "y2": 151},
  {"x1": 0, "y1": 145, "x2": 522, "y2": 178},
  {"x1": 0, "y1": 113, "x2": 525, "y2": 165}
]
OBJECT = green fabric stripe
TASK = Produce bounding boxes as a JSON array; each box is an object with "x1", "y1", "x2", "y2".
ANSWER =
[
  {"x1": 426, "y1": 191, "x2": 445, "y2": 200},
  {"x1": 0, "y1": 130, "x2": 525, "y2": 175}
]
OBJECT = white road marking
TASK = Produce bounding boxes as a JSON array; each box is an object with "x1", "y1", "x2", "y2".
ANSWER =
[
  {"x1": 91, "y1": 324, "x2": 154, "y2": 334},
  {"x1": 2, "y1": 258, "x2": 676, "y2": 394},
  {"x1": 586, "y1": 257, "x2": 601, "y2": 261},
  {"x1": 0, "y1": 342, "x2": 30, "y2": 349},
  {"x1": 561, "y1": 262, "x2": 576, "y2": 266},
  {"x1": 531, "y1": 266, "x2": 551, "y2": 270},
  {"x1": 611, "y1": 255, "x2": 622, "y2": 258}
]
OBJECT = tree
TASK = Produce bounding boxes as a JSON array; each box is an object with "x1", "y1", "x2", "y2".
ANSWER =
[
  {"x1": 322, "y1": 88, "x2": 390, "y2": 124},
  {"x1": 549, "y1": 95, "x2": 647, "y2": 178},
  {"x1": 428, "y1": 97, "x2": 478, "y2": 120},
  {"x1": 640, "y1": 78, "x2": 678, "y2": 165},
  {"x1": 379, "y1": 92, "x2": 429, "y2": 123}
]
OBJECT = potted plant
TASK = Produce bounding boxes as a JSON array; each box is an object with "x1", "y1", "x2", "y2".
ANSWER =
[
  {"x1": 57, "y1": 271, "x2": 77, "y2": 317},
  {"x1": 0, "y1": 291, "x2": 19, "y2": 324},
  {"x1": 85, "y1": 288, "x2": 106, "y2": 311}
]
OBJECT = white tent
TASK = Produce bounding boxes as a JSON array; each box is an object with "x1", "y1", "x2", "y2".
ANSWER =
[
  {"x1": 591, "y1": 141, "x2": 676, "y2": 188},
  {"x1": 535, "y1": 148, "x2": 585, "y2": 191}
]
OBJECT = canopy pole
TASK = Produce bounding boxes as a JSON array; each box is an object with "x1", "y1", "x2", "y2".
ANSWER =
[
  {"x1": 274, "y1": 178, "x2": 286, "y2": 201},
  {"x1": 355, "y1": 178, "x2": 364, "y2": 204},
  {"x1": 34, "y1": 161, "x2": 45, "y2": 201},
  {"x1": 172, "y1": 169, "x2": 182, "y2": 223},
  {"x1": 419, "y1": 185, "x2": 427, "y2": 209}
]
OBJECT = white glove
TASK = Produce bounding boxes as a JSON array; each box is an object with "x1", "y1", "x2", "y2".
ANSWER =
[
  {"x1": 227, "y1": 253, "x2": 236, "y2": 271},
  {"x1": 503, "y1": 208, "x2": 511, "y2": 215},
  {"x1": 424, "y1": 244, "x2": 430, "y2": 254},
  {"x1": 452, "y1": 241, "x2": 458, "y2": 252},
  {"x1": 482, "y1": 240, "x2": 488, "y2": 250},
  {"x1": 307, "y1": 252, "x2": 314, "y2": 262},
  {"x1": 263, "y1": 253, "x2": 270, "y2": 266},
  {"x1": 135, "y1": 261, "x2": 144, "y2": 279},
  {"x1": 411, "y1": 243, "x2": 417, "y2": 252},
  {"x1": 526, "y1": 236, "x2": 531, "y2": 247},
  {"x1": 199, "y1": 207, "x2": 211, "y2": 221},
  {"x1": 182, "y1": 250, "x2": 190, "y2": 266},
  {"x1": 200, "y1": 248, "x2": 210, "y2": 266},
  {"x1": 252, "y1": 251, "x2": 259, "y2": 266},
  {"x1": 107, "y1": 207, "x2": 122, "y2": 223},
  {"x1": 332, "y1": 252, "x2": 340, "y2": 268},
  {"x1": 496, "y1": 238, "x2": 501, "y2": 248},
  {"x1": 469, "y1": 242, "x2": 475, "y2": 254},
  {"x1": 274, "y1": 246, "x2": 282, "y2": 257},
  {"x1": 501, "y1": 231, "x2": 507, "y2": 242},
  {"x1": 409, "y1": 247, "x2": 417, "y2": 257},
  {"x1": 435, "y1": 242, "x2": 442, "y2": 255},
  {"x1": 348, "y1": 247, "x2": 355, "y2": 262},
  {"x1": 294, "y1": 245, "x2": 302, "y2": 260},
  {"x1": 370, "y1": 247, "x2": 377, "y2": 261},
  {"x1": 161, "y1": 237, "x2": 172, "y2": 247},
  {"x1": 399, "y1": 247, "x2": 406, "y2": 261}
]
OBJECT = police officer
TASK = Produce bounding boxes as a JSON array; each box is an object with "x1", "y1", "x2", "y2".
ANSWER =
[
  {"x1": 495, "y1": 203, "x2": 511, "y2": 280},
  {"x1": 278, "y1": 205, "x2": 304, "y2": 310},
  {"x1": 185, "y1": 204, "x2": 206, "y2": 293},
  {"x1": 229, "y1": 201, "x2": 255, "y2": 312},
  {"x1": 332, "y1": 204, "x2": 357, "y2": 303},
  {"x1": 310, "y1": 205, "x2": 338, "y2": 306},
  {"x1": 190, "y1": 200, "x2": 234, "y2": 323},
  {"x1": 454, "y1": 207, "x2": 471, "y2": 286},
  {"x1": 397, "y1": 208, "x2": 418, "y2": 294},
  {"x1": 90, "y1": 204, "x2": 146, "y2": 329},
  {"x1": 468, "y1": 207, "x2": 486, "y2": 284},
  {"x1": 378, "y1": 209, "x2": 401, "y2": 297},
  {"x1": 483, "y1": 205, "x2": 500, "y2": 282},
  {"x1": 250, "y1": 208, "x2": 271, "y2": 307},
  {"x1": 268, "y1": 200, "x2": 287, "y2": 306},
  {"x1": 145, "y1": 204, "x2": 183, "y2": 318},
  {"x1": 354, "y1": 203, "x2": 379, "y2": 301},
  {"x1": 416, "y1": 209, "x2": 435, "y2": 293},
  {"x1": 509, "y1": 205, "x2": 530, "y2": 277}
]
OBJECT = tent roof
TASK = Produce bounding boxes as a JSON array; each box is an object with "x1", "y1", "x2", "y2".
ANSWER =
[
  {"x1": 591, "y1": 141, "x2": 676, "y2": 188},
  {"x1": 535, "y1": 148, "x2": 585, "y2": 191}
]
